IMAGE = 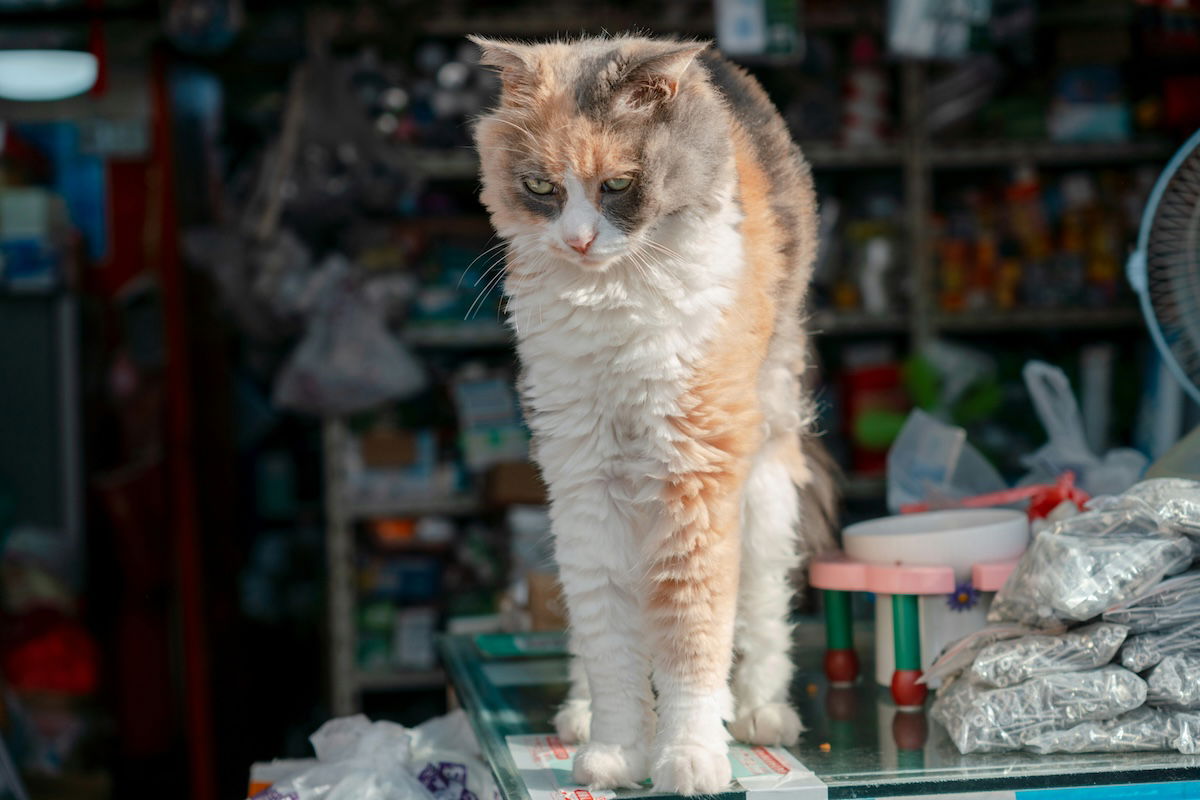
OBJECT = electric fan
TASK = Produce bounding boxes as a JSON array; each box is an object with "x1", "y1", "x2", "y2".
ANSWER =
[{"x1": 1127, "y1": 127, "x2": 1200, "y2": 405}]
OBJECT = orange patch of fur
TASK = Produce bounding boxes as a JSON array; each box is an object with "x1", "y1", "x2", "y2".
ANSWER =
[{"x1": 647, "y1": 122, "x2": 787, "y2": 687}]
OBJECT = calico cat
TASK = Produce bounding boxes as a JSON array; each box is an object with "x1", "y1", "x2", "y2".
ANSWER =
[{"x1": 470, "y1": 35, "x2": 836, "y2": 795}]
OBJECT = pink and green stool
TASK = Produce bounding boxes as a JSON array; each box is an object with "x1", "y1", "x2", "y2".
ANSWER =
[{"x1": 812, "y1": 508, "x2": 1029, "y2": 708}]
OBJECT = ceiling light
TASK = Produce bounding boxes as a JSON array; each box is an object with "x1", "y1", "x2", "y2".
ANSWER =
[{"x1": 0, "y1": 49, "x2": 98, "y2": 101}]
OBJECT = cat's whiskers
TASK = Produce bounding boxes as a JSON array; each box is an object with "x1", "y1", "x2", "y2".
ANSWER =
[
  {"x1": 473, "y1": 257, "x2": 507, "y2": 288},
  {"x1": 466, "y1": 263, "x2": 508, "y2": 320},
  {"x1": 459, "y1": 238, "x2": 506, "y2": 289},
  {"x1": 641, "y1": 237, "x2": 687, "y2": 265}
]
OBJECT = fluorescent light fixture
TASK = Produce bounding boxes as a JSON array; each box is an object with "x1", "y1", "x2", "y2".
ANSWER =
[{"x1": 0, "y1": 50, "x2": 97, "y2": 101}]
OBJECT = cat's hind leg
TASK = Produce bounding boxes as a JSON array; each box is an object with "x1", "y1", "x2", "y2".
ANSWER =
[{"x1": 728, "y1": 449, "x2": 804, "y2": 746}]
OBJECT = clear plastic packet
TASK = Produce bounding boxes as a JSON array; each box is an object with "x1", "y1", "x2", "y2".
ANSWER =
[
  {"x1": 1120, "y1": 620, "x2": 1200, "y2": 672},
  {"x1": 1104, "y1": 572, "x2": 1200, "y2": 633},
  {"x1": 969, "y1": 623, "x2": 1129, "y2": 689},
  {"x1": 1123, "y1": 479, "x2": 1200, "y2": 540},
  {"x1": 257, "y1": 711, "x2": 499, "y2": 800},
  {"x1": 1147, "y1": 652, "x2": 1200, "y2": 710},
  {"x1": 1173, "y1": 712, "x2": 1200, "y2": 754},
  {"x1": 273, "y1": 263, "x2": 427, "y2": 416},
  {"x1": 1023, "y1": 706, "x2": 1176, "y2": 754},
  {"x1": 988, "y1": 504, "x2": 1192, "y2": 627},
  {"x1": 920, "y1": 624, "x2": 1038, "y2": 688},
  {"x1": 931, "y1": 664, "x2": 1148, "y2": 754}
]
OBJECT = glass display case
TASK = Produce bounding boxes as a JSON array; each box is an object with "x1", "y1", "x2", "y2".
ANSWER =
[{"x1": 440, "y1": 624, "x2": 1200, "y2": 800}]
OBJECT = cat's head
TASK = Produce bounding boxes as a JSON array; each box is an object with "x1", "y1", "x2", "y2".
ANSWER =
[{"x1": 471, "y1": 35, "x2": 732, "y2": 273}]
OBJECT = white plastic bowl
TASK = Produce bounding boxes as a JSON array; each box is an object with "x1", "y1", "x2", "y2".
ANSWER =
[{"x1": 843, "y1": 508, "x2": 1029, "y2": 581}]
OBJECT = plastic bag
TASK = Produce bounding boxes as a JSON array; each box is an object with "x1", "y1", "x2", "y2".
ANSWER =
[
  {"x1": 1120, "y1": 620, "x2": 1200, "y2": 672},
  {"x1": 410, "y1": 709, "x2": 500, "y2": 800},
  {"x1": 1147, "y1": 653, "x2": 1200, "y2": 710},
  {"x1": 921, "y1": 624, "x2": 1038, "y2": 688},
  {"x1": 989, "y1": 503, "x2": 1192, "y2": 627},
  {"x1": 1124, "y1": 479, "x2": 1200, "y2": 539},
  {"x1": 1104, "y1": 572, "x2": 1200, "y2": 633},
  {"x1": 1173, "y1": 711, "x2": 1200, "y2": 754},
  {"x1": 263, "y1": 714, "x2": 428, "y2": 800},
  {"x1": 273, "y1": 258, "x2": 427, "y2": 415},
  {"x1": 886, "y1": 409, "x2": 1006, "y2": 514},
  {"x1": 1023, "y1": 706, "x2": 1176, "y2": 754},
  {"x1": 969, "y1": 623, "x2": 1129, "y2": 689},
  {"x1": 931, "y1": 664, "x2": 1147, "y2": 754},
  {"x1": 256, "y1": 711, "x2": 498, "y2": 800},
  {"x1": 1019, "y1": 361, "x2": 1147, "y2": 497}
]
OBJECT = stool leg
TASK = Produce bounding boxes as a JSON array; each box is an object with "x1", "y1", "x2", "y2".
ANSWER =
[
  {"x1": 823, "y1": 589, "x2": 859, "y2": 686},
  {"x1": 890, "y1": 594, "x2": 926, "y2": 709}
]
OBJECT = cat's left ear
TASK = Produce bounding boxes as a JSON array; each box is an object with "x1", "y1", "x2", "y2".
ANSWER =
[{"x1": 619, "y1": 41, "x2": 710, "y2": 109}]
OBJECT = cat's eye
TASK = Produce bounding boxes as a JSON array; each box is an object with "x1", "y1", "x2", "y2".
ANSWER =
[
  {"x1": 602, "y1": 176, "x2": 633, "y2": 192},
  {"x1": 523, "y1": 178, "x2": 555, "y2": 195}
]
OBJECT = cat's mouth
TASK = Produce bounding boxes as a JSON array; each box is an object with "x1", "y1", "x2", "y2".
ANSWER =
[{"x1": 554, "y1": 243, "x2": 620, "y2": 272}]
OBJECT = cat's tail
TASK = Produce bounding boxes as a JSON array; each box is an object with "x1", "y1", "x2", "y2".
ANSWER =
[
  {"x1": 797, "y1": 432, "x2": 840, "y2": 558},
  {"x1": 782, "y1": 431, "x2": 840, "y2": 607}
]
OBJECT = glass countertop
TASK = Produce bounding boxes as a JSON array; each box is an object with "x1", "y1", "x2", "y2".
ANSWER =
[{"x1": 439, "y1": 624, "x2": 1200, "y2": 800}]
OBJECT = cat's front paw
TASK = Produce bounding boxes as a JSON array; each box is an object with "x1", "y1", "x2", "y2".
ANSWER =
[
  {"x1": 554, "y1": 699, "x2": 592, "y2": 744},
  {"x1": 728, "y1": 703, "x2": 804, "y2": 746},
  {"x1": 650, "y1": 744, "x2": 732, "y2": 796},
  {"x1": 572, "y1": 742, "x2": 648, "y2": 789}
]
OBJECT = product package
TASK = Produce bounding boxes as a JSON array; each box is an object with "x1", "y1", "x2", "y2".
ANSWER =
[
  {"x1": 1122, "y1": 479, "x2": 1200, "y2": 540},
  {"x1": 1120, "y1": 620, "x2": 1200, "y2": 672},
  {"x1": 989, "y1": 503, "x2": 1192, "y2": 627},
  {"x1": 969, "y1": 622, "x2": 1129, "y2": 689},
  {"x1": 1146, "y1": 652, "x2": 1200, "y2": 710},
  {"x1": 1104, "y1": 572, "x2": 1200, "y2": 633},
  {"x1": 1023, "y1": 706, "x2": 1176, "y2": 754},
  {"x1": 922, "y1": 624, "x2": 1037, "y2": 688},
  {"x1": 930, "y1": 664, "x2": 1147, "y2": 754}
]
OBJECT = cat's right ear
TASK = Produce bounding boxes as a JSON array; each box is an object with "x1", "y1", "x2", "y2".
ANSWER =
[{"x1": 469, "y1": 35, "x2": 535, "y2": 96}]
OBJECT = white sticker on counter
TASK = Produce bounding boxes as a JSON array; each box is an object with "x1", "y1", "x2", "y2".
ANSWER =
[{"x1": 506, "y1": 734, "x2": 828, "y2": 800}]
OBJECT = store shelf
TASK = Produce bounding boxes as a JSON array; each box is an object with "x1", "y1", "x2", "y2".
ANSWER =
[
  {"x1": 398, "y1": 148, "x2": 479, "y2": 179},
  {"x1": 929, "y1": 139, "x2": 1175, "y2": 168},
  {"x1": 355, "y1": 668, "x2": 446, "y2": 692},
  {"x1": 397, "y1": 143, "x2": 908, "y2": 177},
  {"x1": 811, "y1": 309, "x2": 908, "y2": 335},
  {"x1": 349, "y1": 494, "x2": 485, "y2": 520},
  {"x1": 802, "y1": 141, "x2": 903, "y2": 169},
  {"x1": 404, "y1": 323, "x2": 511, "y2": 348},
  {"x1": 418, "y1": 10, "x2": 715, "y2": 37},
  {"x1": 841, "y1": 473, "x2": 886, "y2": 501},
  {"x1": 935, "y1": 307, "x2": 1144, "y2": 332}
]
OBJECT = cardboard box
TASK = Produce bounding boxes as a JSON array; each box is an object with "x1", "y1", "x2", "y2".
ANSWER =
[
  {"x1": 486, "y1": 461, "x2": 547, "y2": 506},
  {"x1": 359, "y1": 427, "x2": 418, "y2": 468},
  {"x1": 527, "y1": 571, "x2": 567, "y2": 632}
]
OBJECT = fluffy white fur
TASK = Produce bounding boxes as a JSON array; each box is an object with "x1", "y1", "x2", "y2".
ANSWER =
[{"x1": 498, "y1": 182, "x2": 802, "y2": 794}]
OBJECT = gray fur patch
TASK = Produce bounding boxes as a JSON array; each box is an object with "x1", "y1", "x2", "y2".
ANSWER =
[{"x1": 573, "y1": 49, "x2": 625, "y2": 118}]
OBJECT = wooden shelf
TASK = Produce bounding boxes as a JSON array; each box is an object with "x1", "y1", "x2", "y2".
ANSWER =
[
  {"x1": 929, "y1": 140, "x2": 1175, "y2": 168},
  {"x1": 398, "y1": 143, "x2": 908, "y2": 177},
  {"x1": 404, "y1": 323, "x2": 511, "y2": 348},
  {"x1": 398, "y1": 148, "x2": 479, "y2": 179},
  {"x1": 802, "y1": 141, "x2": 904, "y2": 169},
  {"x1": 811, "y1": 309, "x2": 908, "y2": 335},
  {"x1": 841, "y1": 473, "x2": 886, "y2": 501},
  {"x1": 348, "y1": 494, "x2": 484, "y2": 520},
  {"x1": 935, "y1": 308, "x2": 1143, "y2": 332},
  {"x1": 355, "y1": 668, "x2": 446, "y2": 692}
]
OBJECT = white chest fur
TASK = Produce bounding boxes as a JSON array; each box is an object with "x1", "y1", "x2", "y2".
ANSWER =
[{"x1": 502, "y1": 196, "x2": 745, "y2": 496}]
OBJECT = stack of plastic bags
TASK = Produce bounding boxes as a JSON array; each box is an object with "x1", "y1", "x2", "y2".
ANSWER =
[
  {"x1": 930, "y1": 478, "x2": 1200, "y2": 754},
  {"x1": 249, "y1": 711, "x2": 501, "y2": 800}
]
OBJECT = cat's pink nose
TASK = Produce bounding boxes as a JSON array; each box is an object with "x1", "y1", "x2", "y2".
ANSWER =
[{"x1": 565, "y1": 231, "x2": 596, "y2": 255}]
